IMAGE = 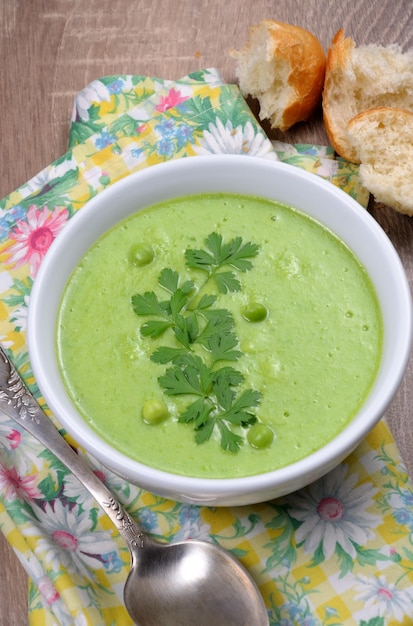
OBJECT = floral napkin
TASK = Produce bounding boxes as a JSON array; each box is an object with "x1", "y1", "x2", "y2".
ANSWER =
[{"x1": 0, "y1": 68, "x2": 412, "y2": 626}]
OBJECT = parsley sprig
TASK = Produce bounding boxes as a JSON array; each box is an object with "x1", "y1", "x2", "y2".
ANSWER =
[
  {"x1": 131, "y1": 232, "x2": 261, "y2": 452},
  {"x1": 185, "y1": 232, "x2": 259, "y2": 293}
]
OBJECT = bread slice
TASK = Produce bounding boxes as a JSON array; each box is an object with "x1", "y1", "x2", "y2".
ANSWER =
[
  {"x1": 347, "y1": 107, "x2": 413, "y2": 215},
  {"x1": 323, "y1": 29, "x2": 413, "y2": 163},
  {"x1": 231, "y1": 20, "x2": 326, "y2": 131}
]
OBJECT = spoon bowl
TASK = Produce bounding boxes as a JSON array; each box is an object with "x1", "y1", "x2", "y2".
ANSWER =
[
  {"x1": 0, "y1": 345, "x2": 268, "y2": 626},
  {"x1": 124, "y1": 538, "x2": 268, "y2": 625}
]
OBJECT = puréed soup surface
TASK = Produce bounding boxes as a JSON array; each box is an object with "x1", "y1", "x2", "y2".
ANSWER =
[{"x1": 57, "y1": 193, "x2": 382, "y2": 478}]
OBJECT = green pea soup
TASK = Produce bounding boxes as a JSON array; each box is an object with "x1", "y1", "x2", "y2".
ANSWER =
[{"x1": 56, "y1": 193, "x2": 383, "y2": 478}]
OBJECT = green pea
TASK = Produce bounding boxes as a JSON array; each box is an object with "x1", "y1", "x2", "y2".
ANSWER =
[
  {"x1": 142, "y1": 399, "x2": 169, "y2": 424},
  {"x1": 129, "y1": 243, "x2": 155, "y2": 267},
  {"x1": 247, "y1": 423, "x2": 274, "y2": 449},
  {"x1": 241, "y1": 302, "x2": 268, "y2": 323}
]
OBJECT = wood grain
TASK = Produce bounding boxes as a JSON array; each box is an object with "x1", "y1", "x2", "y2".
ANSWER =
[{"x1": 1, "y1": 0, "x2": 412, "y2": 623}]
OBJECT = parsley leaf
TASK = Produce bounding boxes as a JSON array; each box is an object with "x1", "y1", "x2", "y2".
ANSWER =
[
  {"x1": 195, "y1": 294, "x2": 217, "y2": 309},
  {"x1": 173, "y1": 312, "x2": 199, "y2": 348},
  {"x1": 217, "y1": 421, "x2": 244, "y2": 453},
  {"x1": 194, "y1": 418, "x2": 216, "y2": 445},
  {"x1": 159, "y1": 356, "x2": 212, "y2": 397},
  {"x1": 196, "y1": 309, "x2": 234, "y2": 350},
  {"x1": 224, "y1": 239, "x2": 260, "y2": 272},
  {"x1": 179, "y1": 398, "x2": 212, "y2": 427},
  {"x1": 214, "y1": 271, "x2": 241, "y2": 294},
  {"x1": 159, "y1": 364, "x2": 203, "y2": 396},
  {"x1": 159, "y1": 359, "x2": 260, "y2": 452},
  {"x1": 206, "y1": 331, "x2": 242, "y2": 364},
  {"x1": 159, "y1": 268, "x2": 194, "y2": 296},
  {"x1": 141, "y1": 320, "x2": 172, "y2": 338},
  {"x1": 212, "y1": 366, "x2": 244, "y2": 409},
  {"x1": 221, "y1": 389, "x2": 261, "y2": 426},
  {"x1": 158, "y1": 268, "x2": 180, "y2": 292},
  {"x1": 169, "y1": 289, "x2": 190, "y2": 317},
  {"x1": 188, "y1": 232, "x2": 258, "y2": 270},
  {"x1": 131, "y1": 292, "x2": 167, "y2": 317},
  {"x1": 150, "y1": 346, "x2": 188, "y2": 364}
]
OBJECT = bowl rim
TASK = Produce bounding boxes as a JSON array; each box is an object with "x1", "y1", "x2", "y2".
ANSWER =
[{"x1": 27, "y1": 155, "x2": 413, "y2": 501}]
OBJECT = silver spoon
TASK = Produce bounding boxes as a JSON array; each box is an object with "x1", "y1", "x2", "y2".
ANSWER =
[{"x1": 0, "y1": 346, "x2": 269, "y2": 626}]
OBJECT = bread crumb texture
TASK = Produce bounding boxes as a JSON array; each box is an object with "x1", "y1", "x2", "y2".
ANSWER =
[
  {"x1": 231, "y1": 20, "x2": 326, "y2": 131},
  {"x1": 347, "y1": 107, "x2": 413, "y2": 215},
  {"x1": 323, "y1": 29, "x2": 413, "y2": 163}
]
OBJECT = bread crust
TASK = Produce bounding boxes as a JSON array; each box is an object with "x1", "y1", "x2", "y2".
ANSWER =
[
  {"x1": 322, "y1": 29, "x2": 359, "y2": 161},
  {"x1": 349, "y1": 105, "x2": 413, "y2": 128},
  {"x1": 323, "y1": 29, "x2": 413, "y2": 163},
  {"x1": 264, "y1": 20, "x2": 326, "y2": 130},
  {"x1": 231, "y1": 20, "x2": 326, "y2": 131}
]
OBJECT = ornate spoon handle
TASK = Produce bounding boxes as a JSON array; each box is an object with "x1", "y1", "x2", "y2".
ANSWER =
[{"x1": 0, "y1": 345, "x2": 147, "y2": 550}]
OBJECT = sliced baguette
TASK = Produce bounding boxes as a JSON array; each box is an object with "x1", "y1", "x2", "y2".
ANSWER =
[
  {"x1": 230, "y1": 20, "x2": 326, "y2": 131},
  {"x1": 347, "y1": 106, "x2": 413, "y2": 215},
  {"x1": 323, "y1": 29, "x2": 413, "y2": 163}
]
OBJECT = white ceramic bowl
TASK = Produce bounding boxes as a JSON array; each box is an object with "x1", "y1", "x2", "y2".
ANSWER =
[{"x1": 28, "y1": 155, "x2": 412, "y2": 506}]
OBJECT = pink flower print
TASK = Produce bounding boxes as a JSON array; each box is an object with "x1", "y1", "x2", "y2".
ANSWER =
[
  {"x1": 29, "y1": 501, "x2": 117, "y2": 577},
  {"x1": 286, "y1": 464, "x2": 380, "y2": 560},
  {"x1": 317, "y1": 496, "x2": 346, "y2": 522},
  {"x1": 38, "y1": 576, "x2": 60, "y2": 604},
  {"x1": 0, "y1": 462, "x2": 41, "y2": 501},
  {"x1": 6, "y1": 204, "x2": 69, "y2": 277},
  {"x1": 7, "y1": 429, "x2": 21, "y2": 449},
  {"x1": 155, "y1": 88, "x2": 188, "y2": 112},
  {"x1": 355, "y1": 574, "x2": 413, "y2": 622},
  {"x1": 52, "y1": 529, "x2": 78, "y2": 552},
  {"x1": 93, "y1": 469, "x2": 107, "y2": 483}
]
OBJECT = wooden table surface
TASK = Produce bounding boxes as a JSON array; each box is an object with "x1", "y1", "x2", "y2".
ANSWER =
[{"x1": 1, "y1": 0, "x2": 412, "y2": 623}]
